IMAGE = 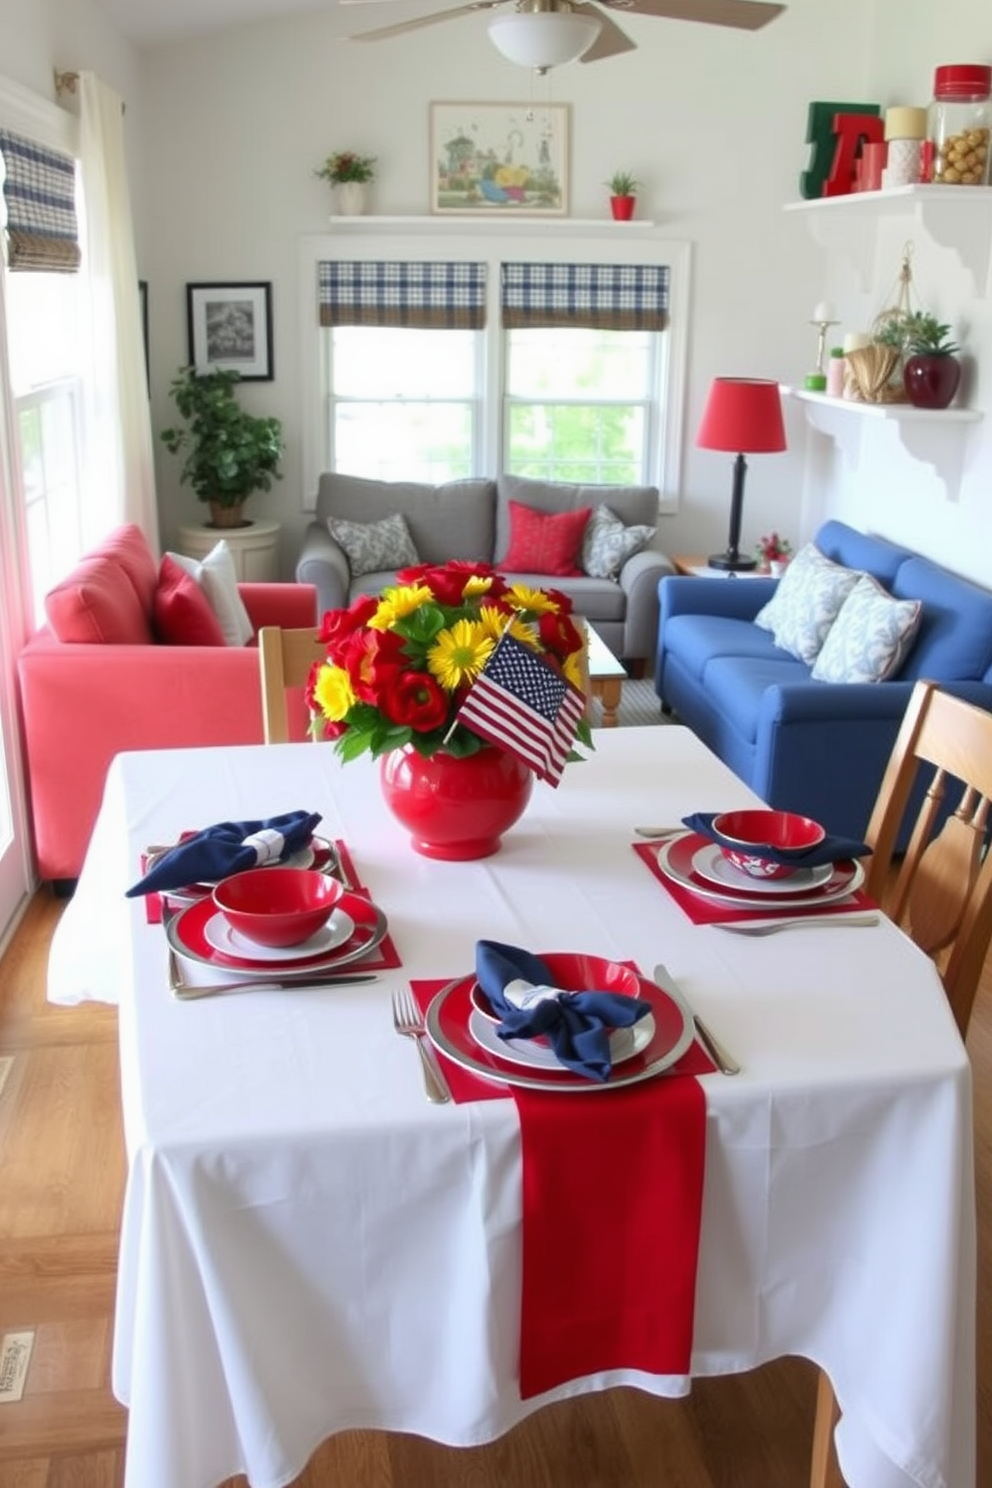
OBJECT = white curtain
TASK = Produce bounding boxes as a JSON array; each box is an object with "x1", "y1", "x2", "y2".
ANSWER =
[{"x1": 77, "y1": 72, "x2": 159, "y2": 556}]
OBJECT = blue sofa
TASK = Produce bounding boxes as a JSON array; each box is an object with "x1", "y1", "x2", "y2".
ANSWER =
[{"x1": 654, "y1": 520, "x2": 992, "y2": 838}]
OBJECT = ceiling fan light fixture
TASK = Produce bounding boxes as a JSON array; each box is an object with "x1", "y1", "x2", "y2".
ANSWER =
[{"x1": 487, "y1": 10, "x2": 602, "y2": 70}]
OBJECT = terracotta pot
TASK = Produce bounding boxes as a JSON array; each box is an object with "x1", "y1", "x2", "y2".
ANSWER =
[
  {"x1": 610, "y1": 194, "x2": 636, "y2": 222},
  {"x1": 207, "y1": 502, "x2": 249, "y2": 529},
  {"x1": 379, "y1": 745, "x2": 534, "y2": 860},
  {"x1": 903, "y1": 354, "x2": 961, "y2": 410}
]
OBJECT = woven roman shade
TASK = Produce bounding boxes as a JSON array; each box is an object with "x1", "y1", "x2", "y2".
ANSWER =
[
  {"x1": 318, "y1": 260, "x2": 487, "y2": 329},
  {"x1": 501, "y1": 262, "x2": 669, "y2": 331},
  {"x1": 0, "y1": 128, "x2": 80, "y2": 272}
]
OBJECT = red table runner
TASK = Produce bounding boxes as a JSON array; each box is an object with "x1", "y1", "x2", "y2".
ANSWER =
[{"x1": 412, "y1": 975, "x2": 709, "y2": 1399}]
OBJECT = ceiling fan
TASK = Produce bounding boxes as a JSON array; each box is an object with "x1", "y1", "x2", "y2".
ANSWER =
[{"x1": 342, "y1": 0, "x2": 786, "y2": 72}]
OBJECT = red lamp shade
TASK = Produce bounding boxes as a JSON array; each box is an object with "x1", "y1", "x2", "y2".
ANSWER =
[
  {"x1": 696, "y1": 377, "x2": 787, "y2": 454},
  {"x1": 696, "y1": 378, "x2": 787, "y2": 572}
]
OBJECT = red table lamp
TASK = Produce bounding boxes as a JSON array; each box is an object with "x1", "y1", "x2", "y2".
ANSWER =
[{"x1": 696, "y1": 377, "x2": 787, "y2": 572}]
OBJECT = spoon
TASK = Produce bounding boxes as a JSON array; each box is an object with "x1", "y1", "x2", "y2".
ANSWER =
[{"x1": 634, "y1": 826, "x2": 683, "y2": 839}]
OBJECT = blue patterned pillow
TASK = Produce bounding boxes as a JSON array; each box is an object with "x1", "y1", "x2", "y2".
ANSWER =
[
  {"x1": 581, "y1": 504, "x2": 655, "y2": 581},
  {"x1": 811, "y1": 574, "x2": 922, "y2": 683},
  {"x1": 754, "y1": 542, "x2": 862, "y2": 665},
  {"x1": 327, "y1": 512, "x2": 420, "y2": 577}
]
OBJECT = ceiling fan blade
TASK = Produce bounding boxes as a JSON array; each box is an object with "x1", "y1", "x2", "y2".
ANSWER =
[
  {"x1": 575, "y1": 2, "x2": 637, "y2": 62},
  {"x1": 348, "y1": 0, "x2": 502, "y2": 40},
  {"x1": 604, "y1": 0, "x2": 784, "y2": 30}
]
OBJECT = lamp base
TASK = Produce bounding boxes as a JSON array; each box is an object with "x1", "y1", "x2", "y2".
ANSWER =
[{"x1": 708, "y1": 551, "x2": 758, "y2": 572}]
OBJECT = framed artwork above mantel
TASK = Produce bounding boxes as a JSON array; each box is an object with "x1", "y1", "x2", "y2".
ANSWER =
[{"x1": 430, "y1": 101, "x2": 569, "y2": 217}]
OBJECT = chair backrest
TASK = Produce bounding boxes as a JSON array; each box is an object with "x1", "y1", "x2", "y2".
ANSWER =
[
  {"x1": 258, "y1": 626, "x2": 327, "y2": 744},
  {"x1": 864, "y1": 678, "x2": 992, "y2": 1037}
]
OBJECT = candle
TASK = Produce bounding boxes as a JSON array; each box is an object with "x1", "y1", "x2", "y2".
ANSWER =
[
  {"x1": 812, "y1": 301, "x2": 837, "y2": 323},
  {"x1": 843, "y1": 332, "x2": 871, "y2": 353}
]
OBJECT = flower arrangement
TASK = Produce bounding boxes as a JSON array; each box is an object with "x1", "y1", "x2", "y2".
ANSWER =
[
  {"x1": 755, "y1": 531, "x2": 792, "y2": 565},
  {"x1": 309, "y1": 561, "x2": 593, "y2": 764},
  {"x1": 316, "y1": 151, "x2": 377, "y2": 185}
]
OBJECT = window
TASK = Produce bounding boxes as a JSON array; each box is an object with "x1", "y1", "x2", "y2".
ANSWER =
[{"x1": 303, "y1": 228, "x2": 689, "y2": 511}]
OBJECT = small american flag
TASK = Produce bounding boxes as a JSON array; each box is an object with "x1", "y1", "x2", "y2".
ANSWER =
[{"x1": 455, "y1": 633, "x2": 585, "y2": 787}]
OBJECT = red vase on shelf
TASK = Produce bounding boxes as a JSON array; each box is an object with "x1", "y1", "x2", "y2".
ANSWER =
[
  {"x1": 610, "y1": 194, "x2": 636, "y2": 221},
  {"x1": 903, "y1": 355, "x2": 962, "y2": 410}
]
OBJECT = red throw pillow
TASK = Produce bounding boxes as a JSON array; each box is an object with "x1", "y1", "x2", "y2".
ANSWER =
[
  {"x1": 153, "y1": 555, "x2": 227, "y2": 645},
  {"x1": 501, "y1": 501, "x2": 592, "y2": 578}
]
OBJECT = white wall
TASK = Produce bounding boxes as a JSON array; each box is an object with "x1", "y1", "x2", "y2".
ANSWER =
[
  {"x1": 137, "y1": 0, "x2": 872, "y2": 570},
  {"x1": 792, "y1": 0, "x2": 992, "y2": 586}
]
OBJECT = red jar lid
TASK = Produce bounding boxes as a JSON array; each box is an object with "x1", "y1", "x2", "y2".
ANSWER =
[{"x1": 933, "y1": 64, "x2": 992, "y2": 100}]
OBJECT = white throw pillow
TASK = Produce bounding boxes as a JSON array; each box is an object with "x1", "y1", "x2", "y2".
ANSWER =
[
  {"x1": 580, "y1": 504, "x2": 656, "y2": 581},
  {"x1": 811, "y1": 574, "x2": 922, "y2": 683},
  {"x1": 167, "y1": 541, "x2": 254, "y2": 647},
  {"x1": 327, "y1": 512, "x2": 420, "y2": 578},
  {"x1": 754, "y1": 542, "x2": 862, "y2": 665}
]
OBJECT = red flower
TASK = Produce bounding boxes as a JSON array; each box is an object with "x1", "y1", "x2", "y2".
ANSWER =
[
  {"x1": 396, "y1": 560, "x2": 504, "y2": 608},
  {"x1": 320, "y1": 593, "x2": 379, "y2": 650},
  {"x1": 338, "y1": 628, "x2": 406, "y2": 701},
  {"x1": 380, "y1": 670, "x2": 449, "y2": 732},
  {"x1": 538, "y1": 610, "x2": 583, "y2": 659}
]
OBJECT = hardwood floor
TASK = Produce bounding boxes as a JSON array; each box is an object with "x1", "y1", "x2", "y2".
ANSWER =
[{"x1": 1, "y1": 886, "x2": 989, "y2": 1488}]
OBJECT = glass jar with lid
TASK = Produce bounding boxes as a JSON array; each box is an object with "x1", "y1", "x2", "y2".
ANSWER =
[{"x1": 927, "y1": 63, "x2": 991, "y2": 186}]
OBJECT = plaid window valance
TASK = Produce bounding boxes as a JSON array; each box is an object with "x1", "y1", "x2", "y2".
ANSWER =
[
  {"x1": 501, "y1": 263, "x2": 669, "y2": 331},
  {"x1": 0, "y1": 128, "x2": 80, "y2": 273},
  {"x1": 318, "y1": 261, "x2": 487, "y2": 329}
]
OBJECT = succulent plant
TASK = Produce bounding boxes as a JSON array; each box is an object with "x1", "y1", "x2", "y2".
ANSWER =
[
  {"x1": 903, "y1": 312, "x2": 960, "y2": 358},
  {"x1": 606, "y1": 170, "x2": 639, "y2": 196}
]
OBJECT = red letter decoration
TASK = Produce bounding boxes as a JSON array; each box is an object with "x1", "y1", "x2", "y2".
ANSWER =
[
  {"x1": 824, "y1": 112, "x2": 886, "y2": 196},
  {"x1": 800, "y1": 101, "x2": 881, "y2": 199}
]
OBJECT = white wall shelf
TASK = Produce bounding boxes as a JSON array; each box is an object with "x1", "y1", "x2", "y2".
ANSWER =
[
  {"x1": 782, "y1": 385, "x2": 983, "y2": 499},
  {"x1": 784, "y1": 185, "x2": 992, "y2": 295},
  {"x1": 325, "y1": 215, "x2": 659, "y2": 233}
]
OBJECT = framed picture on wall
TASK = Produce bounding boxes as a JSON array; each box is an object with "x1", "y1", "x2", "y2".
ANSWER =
[
  {"x1": 430, "y1": 101, "x2": 569, "y2": 216},
  {"x1": 186, "y1": 281, "x2": 274, "y2": 380}
]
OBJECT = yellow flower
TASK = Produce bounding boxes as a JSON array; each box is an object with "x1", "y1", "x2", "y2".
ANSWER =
[
  {"x1": 368, "y1": 583, "x2": 434, "y2": 631},
  {"x1": 477, "y1": 604, "x2": 533, "y2": 646},
  {"x1": 463, "y1": 573, "x2": 495, "y2": 600},
  {"x1": 562, "y1": 651, "x2": 584, "y2": 689},
  {"x1": 428, "y1": 619, "x2": 494, "y2": 690},
  {"x1": 313, "y1": 664, "x2": 356, "y2": 721},
  {"x1": 506, "y1": 582, "x2": 561, "y2": 617}
]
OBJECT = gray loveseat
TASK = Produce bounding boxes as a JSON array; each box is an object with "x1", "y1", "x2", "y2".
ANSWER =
[{"x1": 296, "y1": 472, "x2": 673, "y2": 662}]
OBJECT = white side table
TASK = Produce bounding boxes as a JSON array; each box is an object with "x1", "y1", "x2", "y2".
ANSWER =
[{"x1": 176, "y1": 518, "x2": 282, "y2": 582}]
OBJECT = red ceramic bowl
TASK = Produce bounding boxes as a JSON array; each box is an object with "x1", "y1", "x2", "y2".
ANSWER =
[
  {"x1": 212, "y1": 867, "x2": 344, "y2": 948},
  {"x1": 712, "y1": 809, "x2": 826, "y2": 881},
  {"x1": 470, "y1": 951, "x2": 642, "y2": 1025}
]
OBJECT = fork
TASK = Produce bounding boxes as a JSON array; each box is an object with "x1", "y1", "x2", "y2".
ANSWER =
[
  {"x1": 391, "y1": 987, "x2": 451, "y2": 1104},
  {"x1": 713, "y1": 912, "x2": 881, "y2": 937}
]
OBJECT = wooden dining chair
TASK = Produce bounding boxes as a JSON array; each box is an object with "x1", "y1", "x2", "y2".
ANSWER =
[
  {"x1": 811, "y1": 677, "x2": 992, "y2": 1488},
  {"x1": 257, "y1": 625, "x2": 327, "y2": 743}
]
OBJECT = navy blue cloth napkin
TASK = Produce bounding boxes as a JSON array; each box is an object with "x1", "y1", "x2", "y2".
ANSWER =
[
  {"x1": 126, "y1": 810, "x2": 322, "y2": 897},
  {"x1": 681, "y1": 813, "x2": 871, "y2": 867},
  {"x1": 475, "y1": 940, "x2": 651, "y2": 1082}
]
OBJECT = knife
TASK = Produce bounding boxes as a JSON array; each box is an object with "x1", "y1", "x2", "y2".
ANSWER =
[{"x1": 653, "y1": 963, "x2": 741, "y2": 1076}]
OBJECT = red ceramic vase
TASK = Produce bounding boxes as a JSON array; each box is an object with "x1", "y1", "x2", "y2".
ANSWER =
[
  {"x1": 903, "y1": 354, "x2": 961, "y2": 410},
  {"x1": 610, "y1": 194, "x2": 636, "y2": 222},
  {"x1": 379, "y1": 745, "x2": 534, "y2": 860}
]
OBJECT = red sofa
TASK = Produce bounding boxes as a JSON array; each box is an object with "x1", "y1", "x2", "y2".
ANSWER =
[{"x1": 17, "y1": 524, "x2": 318, "y2": 885}]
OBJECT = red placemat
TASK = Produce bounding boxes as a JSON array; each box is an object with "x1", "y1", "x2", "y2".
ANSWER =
[
  {"x1": 633, "y1": 840, "x2": 877, "y2": 926},
  {"x1": 146, "y1": 837, "x2": 402, "y2": 970},
  {"x1": 411, "y1": 970, "x2": 710, "y2": 1399}
]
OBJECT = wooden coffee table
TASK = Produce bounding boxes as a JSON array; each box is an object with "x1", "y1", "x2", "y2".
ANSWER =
[{"x1": 585, "y1": 626, "x2": 626, "y2": 728}]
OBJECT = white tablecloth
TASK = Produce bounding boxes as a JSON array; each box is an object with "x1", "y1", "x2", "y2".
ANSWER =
[{"x1": 48, "y1": 728, "x2": 976, "y2": 1488}]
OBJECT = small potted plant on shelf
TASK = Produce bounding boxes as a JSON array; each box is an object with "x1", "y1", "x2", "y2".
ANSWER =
[
  {"x1": 160, "y1": 366, "x2": 284, "y2": 529},
  {"x1": 901, "y1": 312, "x2": 962, "y2": 410},
  {"x1": 316, "y1": 151, "x2": 377, "y2": 216},
  {"x1": 606, "y1": 170, "x2": 639, "y2": 221},
  {"x1": 756, "y1": 532, "x2": 792, "y2": 576}
]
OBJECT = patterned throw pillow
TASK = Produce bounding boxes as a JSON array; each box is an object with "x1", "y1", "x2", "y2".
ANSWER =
[
  {"x1": 327, "y1": 512, "x2": 420, "y2": 577},
  {"x1": 581, "y1": 504, "x2": 656, "y2": 581},
  {"x1": 811, "y1": 574, "x2": 922, "y2": 683},
  {"x1": 754, "y1": 542, "x2": 862, "y2": 665},
  {"x1": 500, "y1": 500, "x2": 591, "y2": 577}
]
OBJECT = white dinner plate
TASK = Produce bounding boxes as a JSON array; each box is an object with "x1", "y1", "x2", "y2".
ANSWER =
[
  {"x1": 691, "y1": 843, "x2": 834, "y2": 895},
  {"x1": 203, "y1": 908, "x2": 355, "y2": 962},
  {"x1": 467, "y1": 1008, "x2": 656, "y2": 1070},
  {"x1": 656, "y1": 833, "x2": 865, "y2": 911}
]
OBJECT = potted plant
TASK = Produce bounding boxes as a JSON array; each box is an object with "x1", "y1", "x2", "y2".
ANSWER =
[
  {"x1": 755, "y1": 531, "x2": 792, "y2": 576},
  {"x1": 316, "y1": 151, "x2": 377, "y2": 216},
  {"x1": 901, "y1": 312, "x2": 962, "y2": 409},
  {"x1": 160, "y1": 366, "x2": 284, "y2": 529},
  {"x1": 606, "y1": 170, "x2": 639, "y2": 221}
]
